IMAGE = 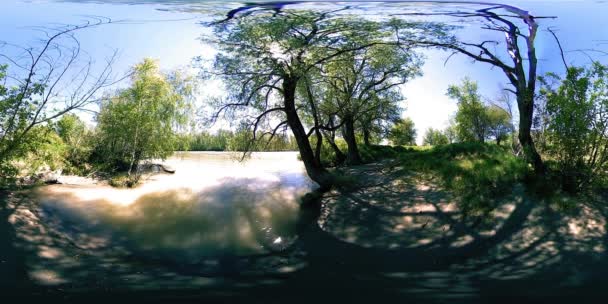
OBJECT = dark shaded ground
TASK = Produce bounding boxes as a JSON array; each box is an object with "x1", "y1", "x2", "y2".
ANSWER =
[{"x1": 3, "y1": 160, "x2": 608, "y2": 303}]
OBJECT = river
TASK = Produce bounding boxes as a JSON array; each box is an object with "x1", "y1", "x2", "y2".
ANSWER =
[{"x1": 35, "y1": 152, "x2": 315, "y2": 264}]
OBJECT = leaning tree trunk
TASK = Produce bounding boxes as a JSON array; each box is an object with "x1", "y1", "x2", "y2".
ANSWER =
[
  {"x1": 283, "y1": 77, "x2": 332, "y2": 189},
  {"x1": 342, "y1": 116, "x2": 362, "y2": 165},
  {"x1": 323, "y1": 130, "x2": 346, "y2": 166},
  {"x1": 363, "y1": 127, "x2": 371, "y2": 146},
  {"x1": 517, "y1": 92, "x2": 545, "y2": 173}
]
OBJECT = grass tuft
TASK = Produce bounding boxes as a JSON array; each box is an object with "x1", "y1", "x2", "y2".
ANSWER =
[{"x1": 377, "y1": 142, "x2": 530, "y2": 215}]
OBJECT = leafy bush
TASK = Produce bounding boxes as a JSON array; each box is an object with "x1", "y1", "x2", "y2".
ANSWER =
[
  {"x1": 422, "y1": 128, "x2": 449, "y2": 146},
  {"x1": 55, "y1": 114, "x2": 94, "y2": 175},
  {"x1": 388, "y1": 118, "x2": 417, "y2": 146},
  {"x1": 108, "y1": 173, "x2": 140, "y2": 188},
  {"x1": 1, "y1": 125, "x2": 66, "y2": 186},
  {"x1": 538, "y1": 62, "x2": 608, "y2": 193}
]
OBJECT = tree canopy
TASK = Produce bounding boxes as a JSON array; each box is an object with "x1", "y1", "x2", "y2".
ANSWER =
[
  {"x1": 422, "y1": 128, "x2": 449, "y2": 146},
  {"x1": 447, "y1": 78, "x2": 489, "y2": 143},
  {"x1": 389, "y1": 118, "x2": 417, "y2": 146},
  {"x1": 95, "y1": 59, "x2": 193, "y2": 176},
  {"x1": 206, "y1": 9, "x2": 451, "y2": 187},
  {"x1": 447, "y1": 78, "x2": 514, "y2": 145}
]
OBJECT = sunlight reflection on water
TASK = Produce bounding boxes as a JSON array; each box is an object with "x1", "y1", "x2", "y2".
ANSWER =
[{"x1": 37, "y1": 152, "x2": 314, "y2": 259}]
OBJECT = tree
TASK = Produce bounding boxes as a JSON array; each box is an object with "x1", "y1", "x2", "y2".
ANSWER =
[
  {"x1": 422, "y1": 128, "x2": 449, "y2": 146},
  {"x1": 55, "y1": 114, "x2": 93, "y2": 173},
  {"x1": 206, "y1": 9, "x2": 448, "y2": 188},
  {"x1": 444, "y1": 121, "x2": 458, "y2": 144},
  {"x1": 538, "y1": 62, "x2": 608, "y2": 192},
  {"x1": 486, "y1": 105, "x2": 512, "y2": 145},
  {"x1": 357, "y1": 101, "x2": 401, "y2": 146},
  {"x1": 95, "y1": 59, "x2": 192, "y2": 177},
  {"x1": 448, "y1": 78, "x2": 490, "y2": 143},
  {"x1": 319, "y1": 43, "x2": 422, "y2": 164},
  {"x1": 389, "y1": 117, "x2": 417, "y2": 146},
  {"x1": 492, "y1": 87, "x2": 519, "y2": 152},
  {"x1": 398, "y1": 4, "x2": 550, "y2": 172},
  {"x1": 0, "y1": 20, "x2": 119, "y2": 179}
]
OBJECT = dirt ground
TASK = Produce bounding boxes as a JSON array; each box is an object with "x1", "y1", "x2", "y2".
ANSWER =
[{"x1": 4, "y1": 159, "x2": 608, "y2": 302}]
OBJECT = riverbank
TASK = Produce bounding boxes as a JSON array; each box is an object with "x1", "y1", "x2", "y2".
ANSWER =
[{"x1": 4, "y1": 148, "x2": 608, "y2": 301}]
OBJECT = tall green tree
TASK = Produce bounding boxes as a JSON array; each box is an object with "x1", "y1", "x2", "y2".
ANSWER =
[
  {"x1": 447, "y1": 78, "x2": 490, "y2": 143},
  {"x1": 444, "y1": 120, "x2": 459, "y2": 144},
  {"x1": 486, "y1": 105, "x2": 512, "y2": 145},
  {"x1": 96, "y1": 59, "x2": 192, "y2": 176},
  {"x1": 422, "y1": 128, "x2": 449, "y2": 146},
  {"x1": 206, "y1": 10, "x2": 450, "y2": 187},
  {"x1": 320, "y1": 44, "x2": 422, "y2": 164},
  {"x1": 389, "y1": 117, "x2": 417, "y2": 146}
]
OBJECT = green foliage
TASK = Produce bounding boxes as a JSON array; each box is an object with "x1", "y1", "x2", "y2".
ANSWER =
[
  {"x1": 55, "y1": 114, "x2": 94, "y2": 174},
  {"x1": 360, "y1": 144, "x2": 403, "y2": 162},
  {"x1": 108, "y1": 173, "x2": 140, "y2": 188},
  {"x1": 184, "y1": 129, "x2": 298, "y2": 152},
  {"x1": 422, "y1": 128, "x2": 449, "y2": 146},
  {"x1": 95, "y1": 59, "x2": 192, "y2": 176},
  {"x1": 1, "y1": 125, "x2": 66, "y2": 187},
  {"x1": 447, "y1": 78, "x2": 513, "y2": 144},
  {"x1": 447, "y1": 78, "x2": 490, "y2": 142},
  {"x1": 538, "y1": 62, "x2": 608, "y2": 192},
  {"x1": 0, "y1": 65, "x2": 46, "y2": 162},
  {"x1": 320, "y1": 41, "x2": 422, "y2": 145},
  {"x1": 389, "y1": 118, "x2": 417, "y2": 146},
  {"x1": 185, "y1": 130, "x2": 231, "y2": 151},
  {"x1": 486, "y1": 105, "x2": 512, "y2": 145},
  {"x1": 444, "y1": 123, "x2": 458, "y2": 143},
  {"x1": 322, "y1": 137, "x2": 349, "y2": 166},
  {"x1": 350, "y1": 142, "x2": 530, "y2": 214},
  {"x1": 396, "y1": 142, "x2": 528, "y2": 214},
  {"x1": 0, "y1": 75, "x2": 68, "y2": 185},
  {"x1": 0, "y1": 64, "x2": 49, "y2": 183},
  {"x1": 207, "y1": 9, "x2": 454, "y2": 184},
  {"x1": 1, "y1": 28, "x2": 116, "y2": 185}
]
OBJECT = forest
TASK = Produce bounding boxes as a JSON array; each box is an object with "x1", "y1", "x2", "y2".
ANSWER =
[{"x1": 1, "y1": 1, "x2": 608, "y2": 302}]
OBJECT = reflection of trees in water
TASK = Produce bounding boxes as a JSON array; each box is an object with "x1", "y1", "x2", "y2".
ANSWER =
[{"x1": 38, "y1": 178, "x2": 303, "y2": 266}]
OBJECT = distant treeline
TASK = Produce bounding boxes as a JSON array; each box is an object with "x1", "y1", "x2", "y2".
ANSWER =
[{"x1": 180, "y1": 129, "x2": 298, "y2": 152}]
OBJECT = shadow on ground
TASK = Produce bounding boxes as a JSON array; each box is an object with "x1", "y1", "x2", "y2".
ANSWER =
[{"x1": 3, "y1": 161, "x2": 608, "y2": 302}]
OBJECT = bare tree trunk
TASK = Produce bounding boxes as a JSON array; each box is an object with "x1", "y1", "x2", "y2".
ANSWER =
[
  {"x1": 304, "y1": 77, "x2": 324, "y2": 167},
  {"x1": 518, "y1": 92, "x2": 545, "y2": 173},
  {"x1": 342, "y1": 116, "x2": 362, "y2": 165},
  {"x1": 283, "y1": 78, "x2": 332, "y2": 189},
  {"x1": 363, "y1": 127, "x2": 371, "y2": 146}
]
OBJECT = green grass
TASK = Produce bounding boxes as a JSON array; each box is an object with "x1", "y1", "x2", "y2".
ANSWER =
[
  {"x1": 366, "y1": 143, "x2": 530, "y2": 215},
  {"x1": 108, "y1": 173, "x2": 140, "y2": 188}
]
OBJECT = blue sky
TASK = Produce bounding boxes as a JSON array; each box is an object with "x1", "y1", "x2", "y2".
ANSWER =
[{"x1": 1, "y1": 0, "x2": 607, "y2": 144}]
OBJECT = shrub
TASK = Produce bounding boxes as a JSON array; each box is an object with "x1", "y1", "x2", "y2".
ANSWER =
[
  {"x1": 538, "y1": 62, "x2": 608, "y2": 193},
  {"x1": 108, "y1": 174, "x2": 140, "y2": 188}
]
